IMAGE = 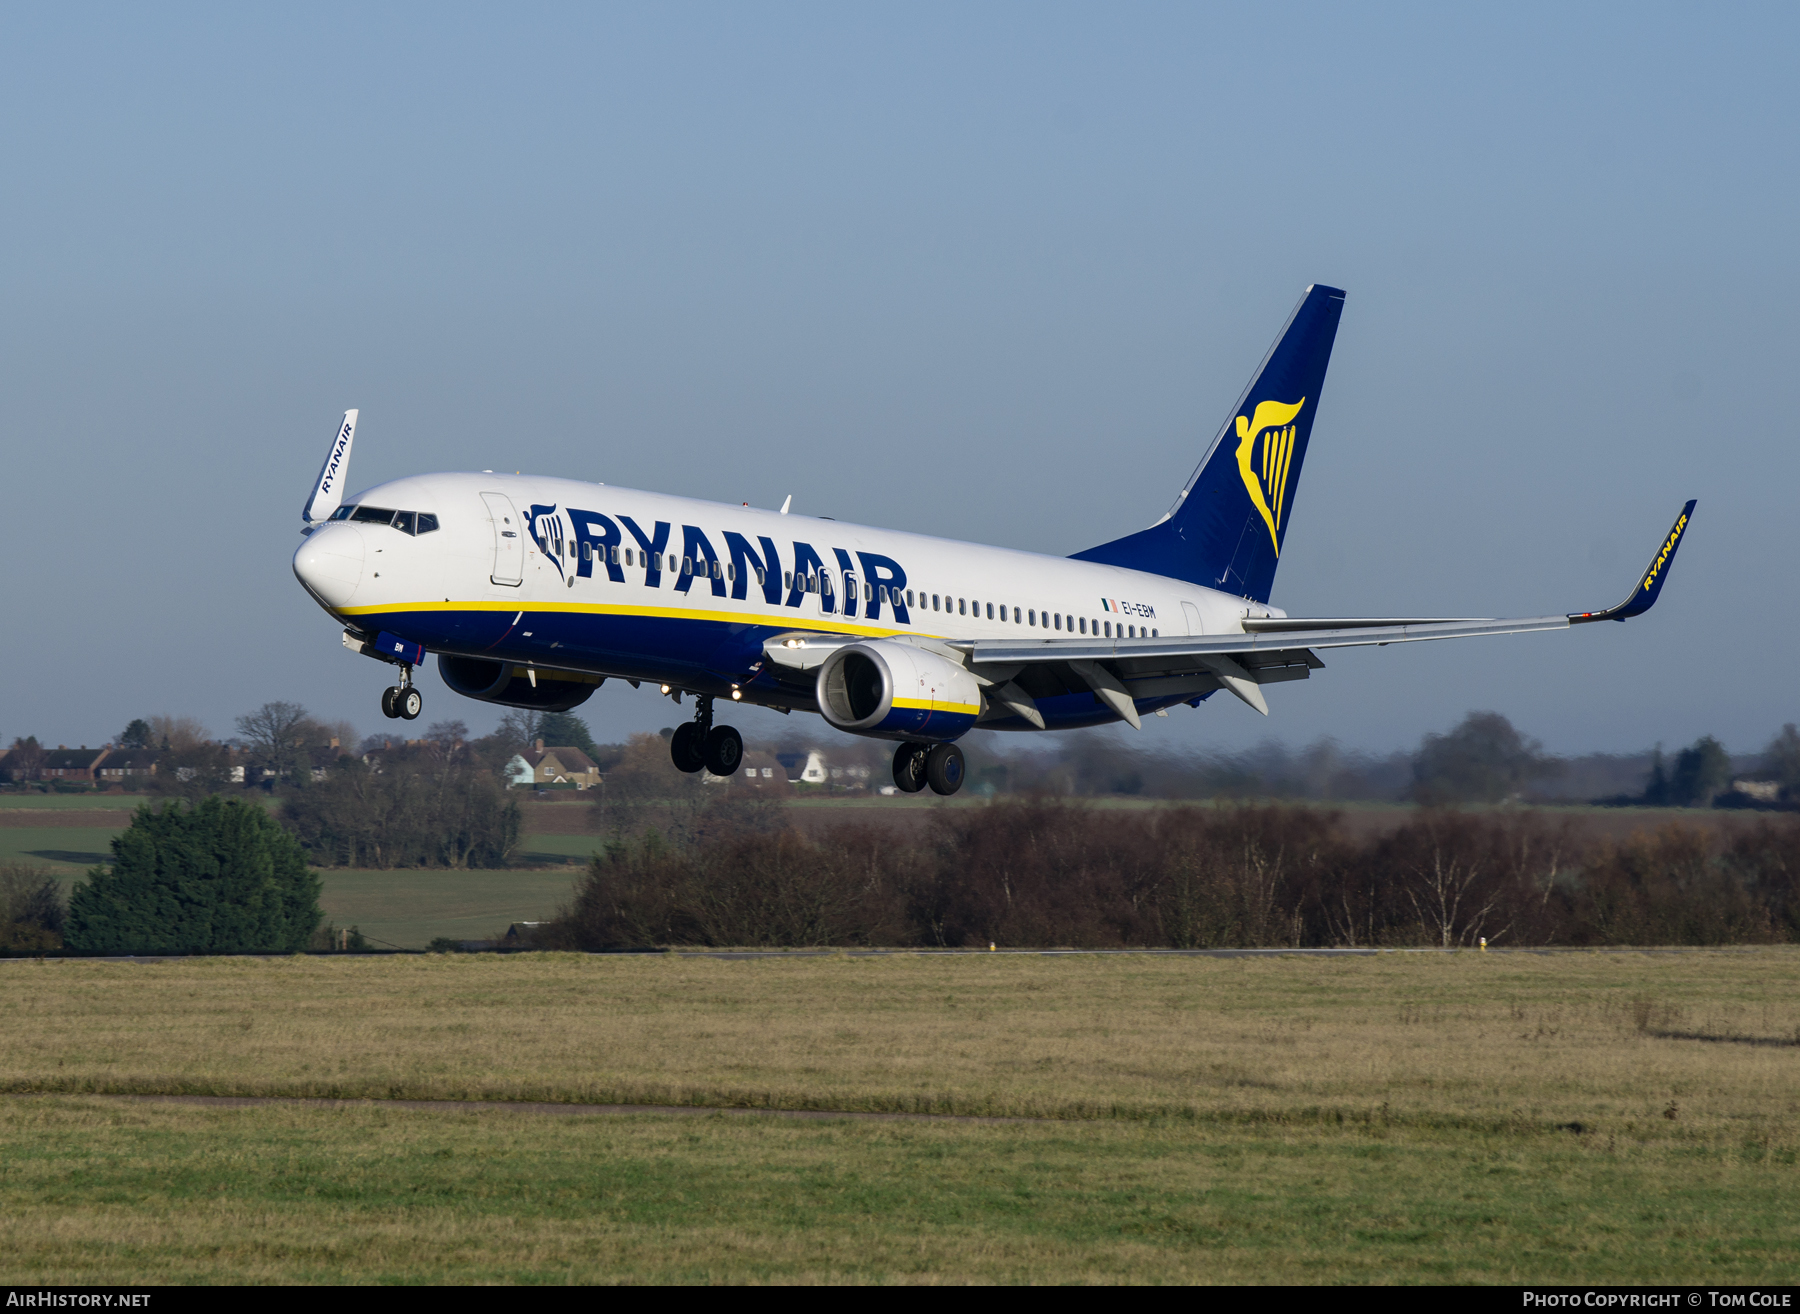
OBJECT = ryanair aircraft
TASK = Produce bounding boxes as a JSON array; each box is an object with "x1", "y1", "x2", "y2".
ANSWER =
[{"x1": 293, "y1": 285, "x2": 1693, "y2": 795}]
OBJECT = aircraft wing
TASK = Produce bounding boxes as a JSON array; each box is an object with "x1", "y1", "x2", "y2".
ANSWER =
[{"x1": 962, "y1": 500, "x2": 1695, "y2": 723}]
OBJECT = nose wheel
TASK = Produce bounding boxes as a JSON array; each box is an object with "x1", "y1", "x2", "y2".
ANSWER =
[
  {"x1": 668, "y1": 695, "x2": 743, "y2": 775},
  {"x1": 381, "y1": 665, "x2": 422, "y2": 720}
]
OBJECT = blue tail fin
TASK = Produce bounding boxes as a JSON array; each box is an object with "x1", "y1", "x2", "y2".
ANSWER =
[{"x1": 1071, "y1": 283, "x2": 1345, "y2": 603}]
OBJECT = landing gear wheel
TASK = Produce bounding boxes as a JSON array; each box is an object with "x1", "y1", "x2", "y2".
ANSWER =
[
  {"x1": 925, "y1": 743, "x2": 966, "y2": 796},
  {"x1": 398, "y1": 687, "x2": 423, "y2": 720},
  {"x1": 702, "y1": 725, "x2": 743, "y2": 776},
  {"x1": 892, "y1": 742, "x2": 928, "y2": 794},
  {"x1": 381, "y1": 687, "x2": 401, "y2": 719},
  {"x1": 669, "y1": 722, "x2": 706, "y2": 773}
]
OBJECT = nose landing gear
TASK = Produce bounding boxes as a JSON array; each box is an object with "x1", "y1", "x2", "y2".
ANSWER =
[
  {"x1": 381, "y1": 664, "x2": 422, "y2": 721},
  {"x1": 668, "y1": 694, "x2": 743, "y2": 776}
]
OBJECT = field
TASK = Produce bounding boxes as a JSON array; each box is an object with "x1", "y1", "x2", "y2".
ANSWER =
[{"x1": 2, "y1": 950, "x2": 1798, "y2": 1282}]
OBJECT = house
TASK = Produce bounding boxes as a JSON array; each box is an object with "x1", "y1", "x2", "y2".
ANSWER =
[
  {"x1": 711, "y1": 751, "x2": 788, "y2": 788},
  {"x1": 97, "y1": 749, "x2": 161, "y2": 783},
  {"x1": 780, "y1": 750, "x2": 874, "y2": 789},
  {"x1": 42, "y1": 746, "x2": 110, "y2": 783},
  {"x1": 1731, "y1": 779, "x2": 1782, "y2": 802},
  {"x1": 505, "y1": 741, "x2": 602, "y2": 789}
]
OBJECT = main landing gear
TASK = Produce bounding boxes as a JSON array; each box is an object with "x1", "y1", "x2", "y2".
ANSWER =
[
  {"x1": 669, "y1": 694, "x2": 743, "y2": 776},
  {"x1": 381, "y1": 664, "x2": 422, "y2": 721},
  {"x1": 892, "y1": 741, "x2": 965, "y2": 796}
]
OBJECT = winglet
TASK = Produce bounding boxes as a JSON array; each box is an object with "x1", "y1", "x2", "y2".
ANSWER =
[
  {"x1": 302, "y1": 410, "x2": 359, "y2": 524},
  {"x1": 1570, "y1": 500, "x2": 1696, "y2": 624}
]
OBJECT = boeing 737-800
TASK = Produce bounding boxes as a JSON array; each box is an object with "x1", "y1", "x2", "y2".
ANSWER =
[{"x1": 292, "y1": 284, "x2": 1693, "y2": 795}]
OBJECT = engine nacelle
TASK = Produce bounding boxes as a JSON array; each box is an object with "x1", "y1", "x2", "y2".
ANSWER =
[
  {"x1": 437, "y1": 655, "x2": 601, "y2": 712},
  {"x1": 815, "y1": 640, "x2": 980, "y2": 743}
]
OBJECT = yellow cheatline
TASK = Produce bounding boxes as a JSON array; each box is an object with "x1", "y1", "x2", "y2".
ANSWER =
[
  {"x1": 338, "y1": 598, "x2": 941, "y2": 643},
  {"x1": 892, "y1": 697, "x2": 980, "y2": 715}
]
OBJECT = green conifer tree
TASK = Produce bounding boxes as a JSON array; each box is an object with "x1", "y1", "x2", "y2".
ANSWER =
[{"x1": 65, "y1": 797, "x2": 321, "y2": 954}]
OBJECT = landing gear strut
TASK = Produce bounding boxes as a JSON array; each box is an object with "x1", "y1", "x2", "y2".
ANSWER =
[
  {"x1": 668, "y1": 694, "x2": 743, "y2": 776},
  {"x1": 893, "y1": 741, "x2": 964, "y2": 795},
  {"x1": 381, "y1": 664, "x2": 422, "y2": 721}
]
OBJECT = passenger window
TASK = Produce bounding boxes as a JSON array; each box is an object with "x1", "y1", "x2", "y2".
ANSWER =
[
  {"x1": 1152, "y1": 629, "x2": 1158, "y2": 637},
  {"x1": 1104, "y1": 621, "x2": 1111, "y2": 638},
  {"x1": 958, "y1": 598, "x2": 966, "y2": 615},
  {"x1": 986, "y1": 602, "x2": 994, "y2": 620},
  {"x1": 756, "y1": 566, "x2": 765, "y2": 585},
  {"x1": 416, "y1": 513, "x2": 438, "y2": 534},
  {"x1": 610, "y1": 545, "x2": 619, "y2": 564},
  {"x1": 932, "y1": 594, "x2": 940, "y2": 611},
  {"x1": 906, "y1": 590, "x2": 915, "y2": 607},
  {"x1": 1078, "y1": 617, "x2": 1086, "y2": 634},
  {"x1": 1014, "y1": 607, "x2": 1021, "y2": 623},
  {"x1": 1028, "y1": 609, "x2": 1036, "y2": 626},
  {"x1": 784, "y1": 571, "x2": 793, "y2": 590},
  {"x1": 1054, "y1": 614, "x2": 1061, "y2": 630}
]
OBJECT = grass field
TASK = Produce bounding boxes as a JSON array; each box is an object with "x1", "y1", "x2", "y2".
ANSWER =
[{"x1": 2, "y1": 950, "x2": 1797, "y2": 1282}]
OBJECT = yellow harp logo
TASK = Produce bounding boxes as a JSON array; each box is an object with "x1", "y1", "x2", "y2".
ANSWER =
[{"x1": 1235, "y1": 397, "x2": 1306, "y2": 555}]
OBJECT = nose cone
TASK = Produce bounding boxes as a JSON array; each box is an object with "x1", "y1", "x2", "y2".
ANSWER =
[{"x1": 294, "y1": 525, "x2": 365, "y2": 609}]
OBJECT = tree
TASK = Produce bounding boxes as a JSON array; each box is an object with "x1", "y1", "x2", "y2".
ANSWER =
[
  {"x1": 1411, "y1": 712, "x2": 1557, "y2": 804},
  {"x1": 149, "y1": 715, "x2": 209, "y2": 753},
  {"x1": 538, "y1": 711, "x2": 597, "y2": 757},
  {"x1": 1, "y1": 863, "x2": 65, "y2": 952},
  {"x1": 1763, "y1": 724, "x2": 1800, "y2": 797},
  {"x1": 282, "y1": 752, "x2": 521, "y2": 869},
  {"x1": 235, "y1": 701, "x2": 315, "y2": 785},
  {"x1": 494, "y1": 709, "x2": 544, "y2": 751},
  {"x1": 118, "y1": 719, "x2": 154, "y2": 750},
  {"x1": 5, "y1": 736, "x2": 46, "y2": 783},
  {"x1": 65, "y1": 796, "x2": 321, "y2": 954},
  {"x1": 1669, "y1": 736, "x2": 1732, "y2": 807}
]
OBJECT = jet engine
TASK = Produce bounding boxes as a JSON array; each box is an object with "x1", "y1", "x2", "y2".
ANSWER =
[
  {"x1": 436, "y1": 655, "x2": 601, "y2": 712},
  {"x1": 814, "y1": 640, "x2": 980, "y2": 742}
]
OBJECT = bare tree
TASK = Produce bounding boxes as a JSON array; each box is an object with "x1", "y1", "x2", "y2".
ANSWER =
[
  {"x1": 5, "y1": 736, "x2": 47, "y2": 782},
  {"x1": 494, "y1": 709, "x2": 545, "y2": 751},
  {"x1": 235, "y1": 702, "x2": 314, "y2": 785},
  {"x1": 149, "y1": 715, "x2": 210, "y2": 752}
]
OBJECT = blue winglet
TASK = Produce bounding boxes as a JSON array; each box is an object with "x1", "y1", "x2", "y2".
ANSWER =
[{"x1": 1570, "y1": 500, "x2": 1696, "y2": 624}]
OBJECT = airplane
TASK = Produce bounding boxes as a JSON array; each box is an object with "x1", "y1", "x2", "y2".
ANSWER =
[{"x1": 292, "y1": 284, "x2": 1694, "y2": 796}]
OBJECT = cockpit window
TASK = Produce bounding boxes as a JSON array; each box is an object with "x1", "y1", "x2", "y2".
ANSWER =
[{"x1": 336, "y1": 505, "x2": 439, "y2": 535}]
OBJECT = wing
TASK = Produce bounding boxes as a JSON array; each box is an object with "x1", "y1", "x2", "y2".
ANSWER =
[{"x1": 967, "y1": 501, "x2": 1696, "y2": 721}]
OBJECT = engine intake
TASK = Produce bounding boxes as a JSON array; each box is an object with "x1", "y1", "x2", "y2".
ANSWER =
[
  {"x1": 437, "y1": 655, "x2": 601, "y2": 712},
  {"x1": 815, "y1": 640, "x2": 979, "y2": 742}
]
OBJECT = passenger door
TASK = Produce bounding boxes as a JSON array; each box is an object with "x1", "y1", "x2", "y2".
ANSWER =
[{"x1": 482, "y1": 492, "x2": 524, "y2": 586}]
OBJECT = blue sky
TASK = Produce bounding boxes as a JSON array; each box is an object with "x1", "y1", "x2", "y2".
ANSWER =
[{"x1": 2, "y1": 3, "x2": 1794, "y2": 756}]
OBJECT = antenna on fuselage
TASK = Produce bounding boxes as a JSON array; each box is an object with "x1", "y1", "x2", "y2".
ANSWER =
[
  {"x1": 302, "y1": 410, "x2": 358, "y2": 524},
  {"x1": 779, "y1": 495, "x2": 792, "y2": 515}
]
